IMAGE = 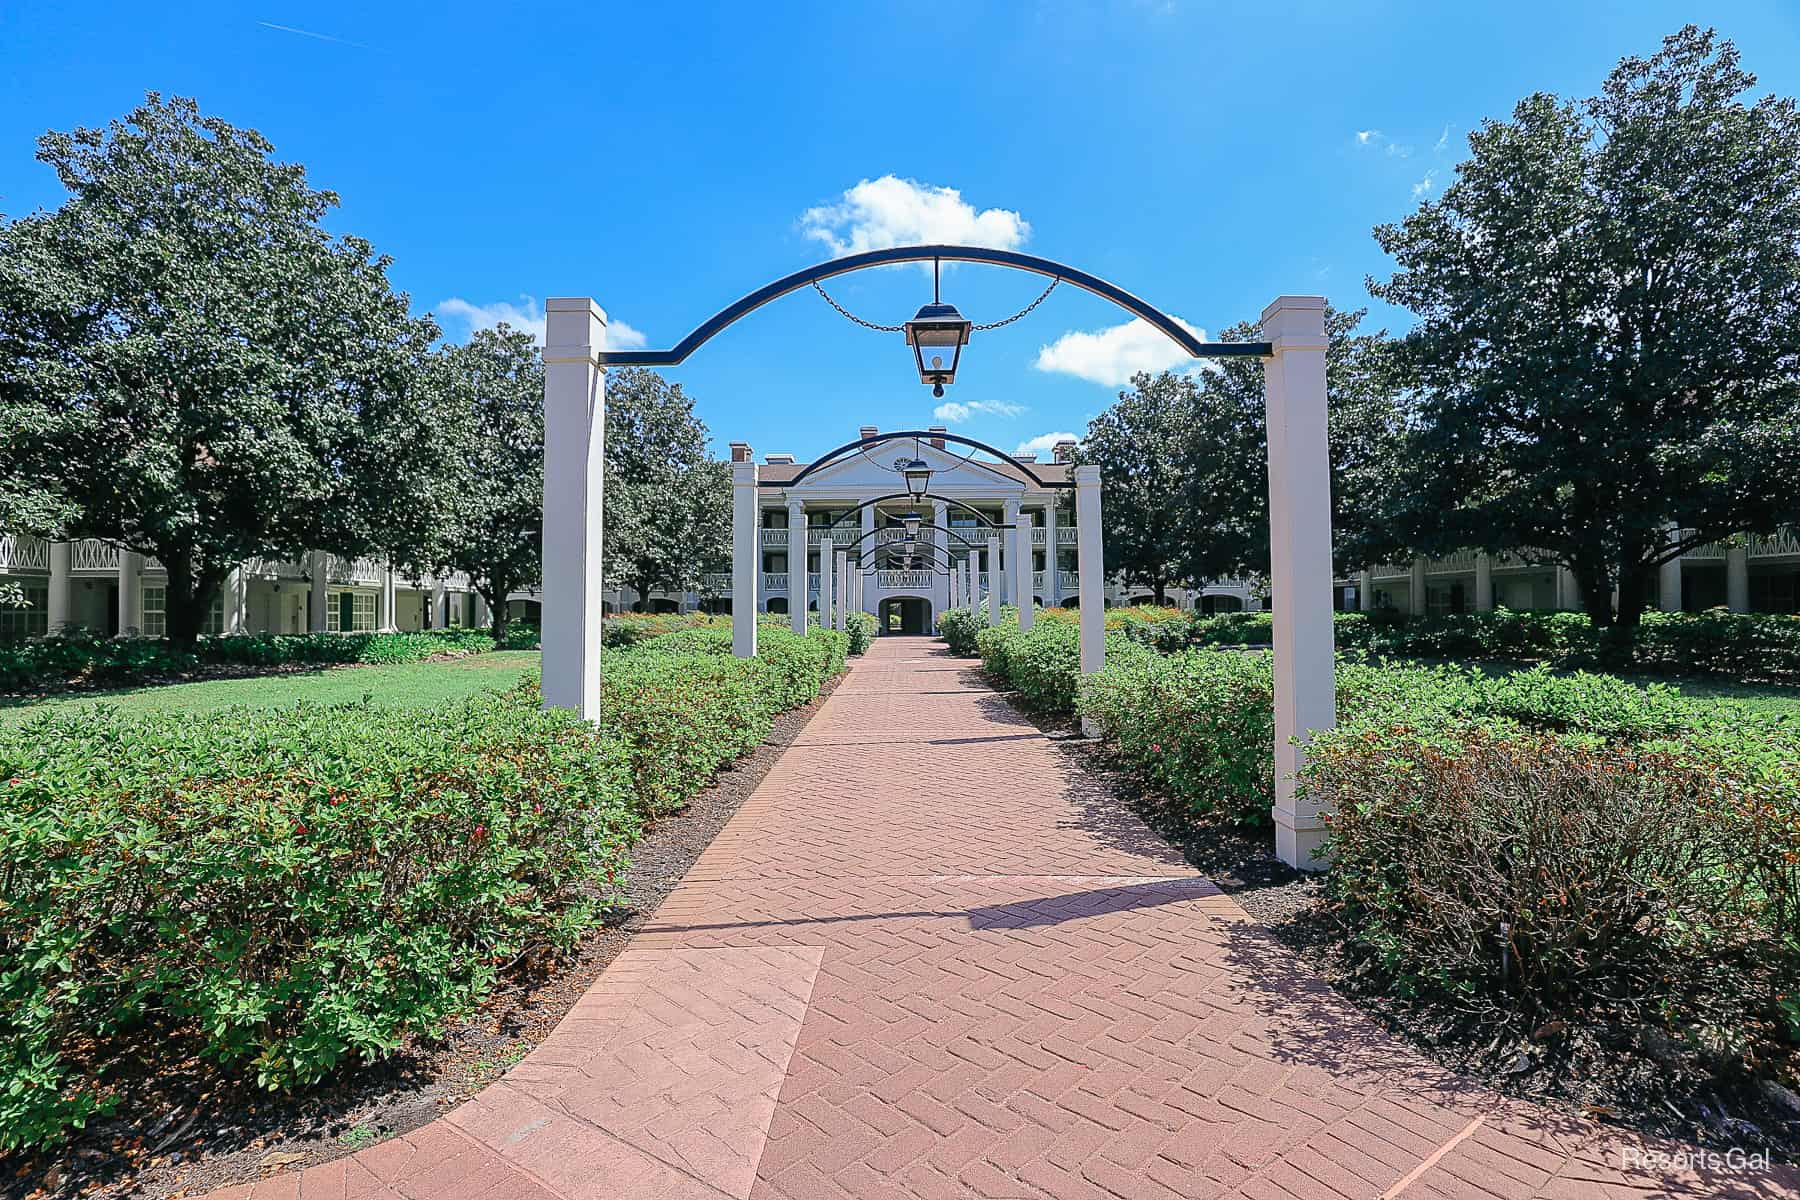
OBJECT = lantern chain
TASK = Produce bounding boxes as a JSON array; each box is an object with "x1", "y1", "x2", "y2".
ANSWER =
[
  {"x1": 972, "y1": 277, "x2": 1060, "y2": 330},
  {"x1": 809, "y1": 276, "x2": 1063, "y2": 333}
]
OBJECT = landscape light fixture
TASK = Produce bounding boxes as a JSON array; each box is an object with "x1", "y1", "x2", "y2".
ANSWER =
[
  {"x1": 904, "y1": 259, "x2": 971, "y2": 397},
  {"x1": 901, "y1": 459, "x2": 932, "y2": 500}
]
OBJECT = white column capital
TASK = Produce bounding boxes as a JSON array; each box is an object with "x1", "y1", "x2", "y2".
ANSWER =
[
  {"x1": 1259, "y1": 295, "x2": 1328, "y2": 352},
  {"x1": 1073, "y1": 463, "x2": 1102, "y2": 486},
  {"x1": 542, "y1": 298, "x2": 608, "y2": 365}
]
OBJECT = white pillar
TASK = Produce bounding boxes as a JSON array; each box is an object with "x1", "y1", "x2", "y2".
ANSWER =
[
  {"x1": 473, "y1": 591, "x2": 488, "y2": 629},
  {"x1": 118, "y1": 551, "x2": 143, "y2": 636},
  {"x1": 1261, "y1": 295, "x2": 1336, "y2": 872},
  {"x1": 731, "y1": 461, "x2": 759, "y2": 657},
  {"x1": 1557, "y1": 567, "x2": 1581, "y2": 612},
  {"x1": 1408, "y1": 557, "x2": 1428, "y2": 616},
  {"x1": 1075, "y1": 465, "x2": 1105, "y2": 688},
  {"x1": 224, "y1": 566, "x2": 247, "y2": 634},
  {"x1": 1045, "y1": 502, "x2": 1062, "y2": 607},
  {"x1": 1007, "y1": 499, "x2": 1032, "y2": 630},
  {"x1": 818, "y1": 538, "x2": 834, "y2": 631},
  {"x1": 1475, "y1": 554, "x2": 1495, "y2": 613},
  {"x1": 1357, "y1": 568, "x2": 1373, "y2": 613},
  {"x1": 431, "y1": 581, "x2": 448, "y2": 628},
  {"x1": 379, "y1": 563, "x2": 398, "y2": 632},
  {"x1": 540, "y1": 297, "x2": 607, "y2": 720},
  {"x1": 309, "y1": 552, "x2": 329, "y2": 633},
  {"x1": 949, "y1": 562, "x2": 961, "y2": 611},
  {"x1": 835, "y1": 549, "x2": 850, "y2": 631},
  {"x1": 1658, "y1": 525, "x2": 1683, "y2": 613},
  {"x1": 986, "y1": 536, "x2": 1003, "y2": 625},
  {"x1": 930, "y1": 500, "x2": 950, "y2": 623},
  {"x1": 963, "y1": 555, "x2": 975, "y2": 613},
  {"x1": 788, "y1": 499, "x2": 808, "y2": 634},
  {"x1": 47, "y1": 541, "x2": 72, "y2": 633},
  {"x1": 1727, "y1": 546, "x2": 1750, "y2": 613}
]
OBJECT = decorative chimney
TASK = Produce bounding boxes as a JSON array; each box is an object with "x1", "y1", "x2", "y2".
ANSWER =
[
  {"x1": 764, "y1": 453, "x2": 796, "y2": 464},
  {"x1": 859, "y1": 426, "x2": 879, "y2": 441},
  {"x1": 729, "y1": 442, "x2": 753, "y2": 463},
  {"x1": 927, "y1": 425, "x2": 947, "y2": 450},
  {"x1": 1053, "y1": 438, "x2": 1078, "y2": 463}
]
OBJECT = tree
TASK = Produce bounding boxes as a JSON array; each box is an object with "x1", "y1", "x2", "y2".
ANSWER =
[
  {"x1": 415, "y1": 327, "x2": 544, "y2": 646},
  {"x1": 601, "y1": 369, "x2": 729, "y2": 608},
  {"x1": 1080, "y1": 374, "x2": 1194, "y2": 605},
  {"x1": 1175, "y1": 306, "x2": 1407, "y2": 586},
  {"x1": 0, "y1": 94, "x2": 437, "y2": 646},
  {"x1": 1369, "y1": 27, "x2": 1800, "y2": 638}
]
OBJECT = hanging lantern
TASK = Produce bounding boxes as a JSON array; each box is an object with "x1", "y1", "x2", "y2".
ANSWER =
[
  {"x1": 901, "y1": 459, "x2": 932, "y2": 500},
  {"x1": 904, "y1": 303, "x2": 972, "y2": 398}
]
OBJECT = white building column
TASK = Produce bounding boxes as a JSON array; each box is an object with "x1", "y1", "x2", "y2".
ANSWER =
[
  {"x1": 1657, "y1": 530, "x2": 1683, "y2": 613},
  {"x1": 1261, "y1": 295, "x2": 1336, "y2": 872},
  {"x1": 949, "y1": 561, "x2": 961, "y2": 611},
  {"x1": 430, "y1": 580, "x2": 448, "y2": 628},
  {"x1": 309, "y1": 552, "x2": 329, "y2": 633},
  {"x1": 818, "y1": 539, "x2": 835, "y2": 631},
  {"x1": 118, "y1": 551, "x2": 143, "y2": 636},
  {"x1": 1044, "y1": 501, "x2": 1062, "y2": 607},
  {"x1": 224, "y1": 566, "x2": 248, "y2": 634},
  {"x1": 1475, "y1": 554, "x2": 1495, "y2": 613},
  {"x1": 1357, "y1": 568, "x2": 1373, "y2": 613},
  {"x1": 378, "y1": 562, "x2": 399, "y2": 632},
  {"x1": 835, "y1": 549, "x2": 850, "y2": 631},
  {"x1": 985, "y1": 536, "x2": 1003, "y2": 625},
  {"x1": 47, "y1": 540, "x2": 72, "y2": 633},
  {"x1": 731, "y1": 461, "x2": 759, "y2": 657},
  {"x1": 787, "y1": 499, "x2": 808, "y2": 634},
  {"x1": 1727, "y1": 545, "x2": 1750, "y2": 613},
  {"x1": 1007, "y1": 499, "x2": 1032, "y2": 630},
  {"x1": 540, "y1": 297, "x2": 607, "y2": 720},
  {"x1": 1557, "y1": 567, "x2": 1581, "y2": 612},
  {"x1": 472, "y1": 591, "x2": 488, "y2": 629},
  {"x1": 931, "y1": 499, "x2": 950, "y2": 624},
  {"x1": 1408, "y1": 557, "x2": 1428, "y2": 616},
  {"x1": 1075, "y1": 465, "x2": 1105, "y2": 690}
]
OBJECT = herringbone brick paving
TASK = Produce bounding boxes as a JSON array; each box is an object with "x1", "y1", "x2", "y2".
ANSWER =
[{"x1": 211, "y1": 639, "x2": 1799, "y2": 1199}]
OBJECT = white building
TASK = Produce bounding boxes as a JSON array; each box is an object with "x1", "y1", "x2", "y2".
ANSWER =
[
  {"x1": 0, "y1": 539, "x2": 488, "y2": 639},
  {"x1": 600, "y1": 427, "x2": 1245, "y2": 629}
]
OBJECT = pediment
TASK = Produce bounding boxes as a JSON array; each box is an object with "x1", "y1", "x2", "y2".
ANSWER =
[{"x1": 785, "y1": 439, "x2": 1029, "y2": 499}]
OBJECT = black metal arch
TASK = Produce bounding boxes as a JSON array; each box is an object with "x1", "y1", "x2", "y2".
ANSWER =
[
  {"x1": 595, "y1": 244, "x2": 1272, "y2": 376},
  {"x1": 811, "y1": 491, "x2": 1014, "y2": 530},
  {"x1": 783, "y1": 430, "x2": 1064, "y2": 490}
]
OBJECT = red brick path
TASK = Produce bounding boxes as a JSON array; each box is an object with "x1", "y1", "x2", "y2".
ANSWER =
[{"x1": 211, "y1": 640, "x2": 1798, "y2": 1199}]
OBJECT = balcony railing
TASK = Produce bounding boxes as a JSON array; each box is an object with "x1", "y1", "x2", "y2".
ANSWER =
[
  {"x1": 71, "y1": 540, "x2": 122, "y2": 572},
  {"x1": 1030, "y1": 571, "x2": 1080, "y2": 592},
  {"x1": 1752, "y1": 529, "x2": 1800, "y2": 558},
  {"x1": 875, "y1": 527, "x2": 937, "y2": 546},
  {"x1": 699, "y1": 572, "x2": 733, "y2": 593},
  {"x1": 807, "y1": 529, "x2": 859, "y2": 546},
  {"x1": 0, "y1": 535, "x2": 49, "y2": 572},
  {"x1": 1029, "y1": 527, "x2": 1079, "y2": 546},
  {"x1": 877, "y1": 570, "x2": 933, "y2": 590},
  {"x1": 760, "y1": 528, "x2": 788, "y2": 547},
  {"x1": 762, "y1": 572, "x2": 788, "y2": 592}
]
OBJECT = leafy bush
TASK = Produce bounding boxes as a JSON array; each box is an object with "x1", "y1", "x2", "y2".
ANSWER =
[
  {"x1": 938, "y1": 607, "x2": 987, "y2": 656},
  {"x1": 0, "y1": 620, "x2": 850, "y2": 1151},
  {"x1": 1309, "y1": 725, "x2": 1800, "y2": 1069},
  {"x1": 976, "y1": 618, "x2": 1151, "y2": 716},
  {"x1": 600, "y1": 611, "x2": 724, "y2": 649},
  {"x1": 0, "y1": 628, "x2": 499, "y2": 692},
  {"x1": 846, "y1": 611, "x2": 877, "y2": 656},
  {"x1": 0, "y1": 685, "x2": 633, "y2": 1151}
]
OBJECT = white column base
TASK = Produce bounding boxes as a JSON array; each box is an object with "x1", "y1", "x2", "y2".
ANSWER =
[{"x1": 1274, "y1": 811, "x2": 1331, "y2": 871}]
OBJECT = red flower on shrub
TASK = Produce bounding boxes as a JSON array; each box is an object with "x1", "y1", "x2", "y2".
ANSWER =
[
  {"x1": 1150, "y1": 743, "x2": 1162, "y2": 753},
  {"x1": 472, "y1": 823, "x2": 488, "y2": 840},
  {"x1": 295, "y1": 823, "x2": 307, "y2": 835}
]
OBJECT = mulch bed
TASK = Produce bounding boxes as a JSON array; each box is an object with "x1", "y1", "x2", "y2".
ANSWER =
[
  {"x1": 9, "y1": 673, "x2": 845, "y2": 1200},
  {"x1": 1029, "y1": 696, "x2": 1800, "y2": 1165}
]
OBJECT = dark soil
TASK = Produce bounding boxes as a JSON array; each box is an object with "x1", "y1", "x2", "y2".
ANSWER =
[
  {"x1": 1020, "y1": 687, "x2": 1800, "y2": 1167},
  {"x1": 6, "y1": 672, "x2": 845, "y2": 1200}
]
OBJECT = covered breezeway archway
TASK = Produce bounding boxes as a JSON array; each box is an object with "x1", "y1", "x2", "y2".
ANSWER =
[
  {"x1": 879, "y1": 596, "x2": 933, "y2": 636},
  {"x1": 539, "y1": 246, "x2": 1334, "y2": 868}
]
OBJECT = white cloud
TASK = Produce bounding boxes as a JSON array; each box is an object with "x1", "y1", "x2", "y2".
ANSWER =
[
  {"x1": 436, "y1": 295, "x2": 647, "y2": 350},
  {"x1": 1033, "y1": 316, "x2": 1208, "y2": 387},
  {"x1": 1434, "y1": 123, "x2": 1452, "y2": 153},
  {"x1": 1356, "y1": 129, "x2": 1380, "y2": 145},
  {"x1": 800, "y1": 176, "x2": 1030, "y2": 257},
  {"x1": 933, "y1": 399, "x2": 1026, "y2": 423},
  {"x1": 1411, "y1": 170, "x2": 1439, "y2": 199},
  {"x1": 1015, "y1": 432, "x2": 1079, "y2": 459}
]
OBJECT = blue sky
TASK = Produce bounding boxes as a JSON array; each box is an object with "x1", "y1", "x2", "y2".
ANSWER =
[{"x1": 4, "y1": 2, "x2": 1799, "y2": 462}]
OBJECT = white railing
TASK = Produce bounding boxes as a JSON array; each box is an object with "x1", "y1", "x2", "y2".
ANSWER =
[
  {"x1": 762, "y1": 572, "x2": 788, "y2": 592},
  {"x1": 245, "y1": 556, "x2": 311, "y2": 579},
  {"x1": 877, "y1": 570, "x2": 933, "y2": 590},
  {"x1": 874, "y1": 527, "x2": 936, "y2": 546},
  {"x1": 1752, "y1": 529, "x2": 1800, "y2": 558},
  {"x1": 1057, "y1": 570, "x2": 1079, "y2": 590},
  {"x1": 1428, "y1": 550, "x2": 1480, "y2": 571},
  {"x1": 0, "y1": 535, "x2": 49, "y2": 572},
  {"x1": 1028, "y1": 527, "x2": 1081, "y2": 546},
  {"x1": 71, "y1": 540, "x2": 121, "y2": 572},
  {"x1": 808, "y1": 529, "x2": 858, "y2": 545},
  {"x1": 1370, "y1": 561, "x2": 1410, "y2": 579},
  {"x1": 760, "y1": 528, "x2": 788, "y2": 546},
  {"x1": 699, "y1": 573, "x2": 733, "y2": 593}
]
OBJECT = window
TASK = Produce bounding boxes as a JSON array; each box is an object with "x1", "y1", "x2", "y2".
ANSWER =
[
  {"x1": 142, "y1": 585, "x2": 167, "y2": 637},
  {"x1": 327, "y1": 590, "x2": 377, "y2": 632},
  {"x1": 203, "y1": 593, "x2": 225, "y2": 636},
  {"x1": 0, "y1": 585, "x2": 48, "y2": 640}
]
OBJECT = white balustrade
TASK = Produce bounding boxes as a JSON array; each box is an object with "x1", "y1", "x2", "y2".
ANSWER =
[
  {"x1": 700, "y1": 572, "x2": 733, "y2": 593},
  {"x1": 0, "y1": 535, "x2": 49, "y2": 571},
  {"x1": 762, "y1": 571, "x2": 788, "y2": 592},
  {"x1": 71, "y1": 540, "x2": 121, "y2": 571},
  {"x1": 760, "y1": 528, "x2": 788, "y2": 546},
  {"x1": 876, "y1": 570, "x2": 933, "y2": 589}
]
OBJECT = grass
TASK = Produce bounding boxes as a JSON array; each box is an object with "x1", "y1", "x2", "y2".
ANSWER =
[
  {"x1": 0, "y1": 651, "x2": 542, "y2": 726},
  {"x1": 1649, "y1": 675, "x2": 1800, "y2": 718}
]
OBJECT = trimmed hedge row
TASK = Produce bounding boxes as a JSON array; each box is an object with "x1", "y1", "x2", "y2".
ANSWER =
[
  {"x1": 1190, "y1": 609, "x2": 1800, "y2": 680},
  {"x1": 0, "y1": 623, "x2": 850, "y2": 1151},
  {"x1": 0, "y1": 628, "x2": 500, "y2": 692}
]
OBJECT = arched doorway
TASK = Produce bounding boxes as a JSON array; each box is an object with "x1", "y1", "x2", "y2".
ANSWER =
[{"x1": 879, "y1": 596, "x2": 932, "y2": 636}]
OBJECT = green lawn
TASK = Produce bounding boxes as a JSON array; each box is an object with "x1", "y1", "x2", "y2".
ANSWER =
[
  {"x1": 1647, "y1": 675, "x2": 1800, "y2": 718},
  {"x1": 0, "y1": 651, "x2": 542, "y2": 727}
]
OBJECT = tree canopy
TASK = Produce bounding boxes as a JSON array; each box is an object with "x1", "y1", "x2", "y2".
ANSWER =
[
  {"x1": 0, "y1": 93, "x2": 437, "y2": 645},
  {"x1": 1369, "y1": 26, "x2": 1800, "y2": 632}
]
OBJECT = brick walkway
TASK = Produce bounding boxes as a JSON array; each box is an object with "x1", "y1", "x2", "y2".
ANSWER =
[{"x1": 212, "y1": 639, "x2": 1798, "y2": 1200}]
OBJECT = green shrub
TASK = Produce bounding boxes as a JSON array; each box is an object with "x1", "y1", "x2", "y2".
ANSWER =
[
  {"x1": 1308, "y1": 725, "x2": 1800, "y2": 1065},
  {"x1": 0, "y1": 685, "x2": 633, "y2": 1151},
  {"x1": 938, "y1": 607, "x2": 986, "y2": 656},
  {"x1": 978, "y1": 619, "x2": 1150, "y2": 716},
  {"x1": 846, "y1": 611, "x2": 877, "y2": 656}
]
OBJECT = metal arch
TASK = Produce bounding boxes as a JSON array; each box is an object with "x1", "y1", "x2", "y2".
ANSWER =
[
  {"x1": 780, "y1": 432, "x2": 1064, "y2": 490},
  {"x1": 810, "y1": 491, "x2": 1014, "y2": 530},
  {"x1": 595, "y1": 244, "x2": 1273, "y2": 371}
]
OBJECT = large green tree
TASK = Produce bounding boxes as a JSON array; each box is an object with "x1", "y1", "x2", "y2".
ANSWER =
[
  {"x1": 1080, "y1": 374, "x2": 1194, "y2": 605},
  {"x1": 602, "y1": 368, "x2": 729, "y2": 608},
  {"x1": 0, "y1": 94, "x2": 437, "y2": 646},
  {"x1": 1370, "y1": 27, "x2": 1800, "y2": 635},
  {"x1": 1174, "y1": 306, "x2": 1404, "y2": 586},
  {"x1": 415, "y1": 327, "x2": 544, "y2": 646}
]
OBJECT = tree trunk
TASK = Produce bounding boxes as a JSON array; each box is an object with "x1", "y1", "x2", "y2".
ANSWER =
[
  {"x1": 1152, "y1": 581, "x2": 1167, "y2": 606},
  {"x1": 482, "y1": 577, "x2": 512, "y2": 649},
  {"x1": 159, "y1": 546, "x2": 219, "y2": 650}
]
